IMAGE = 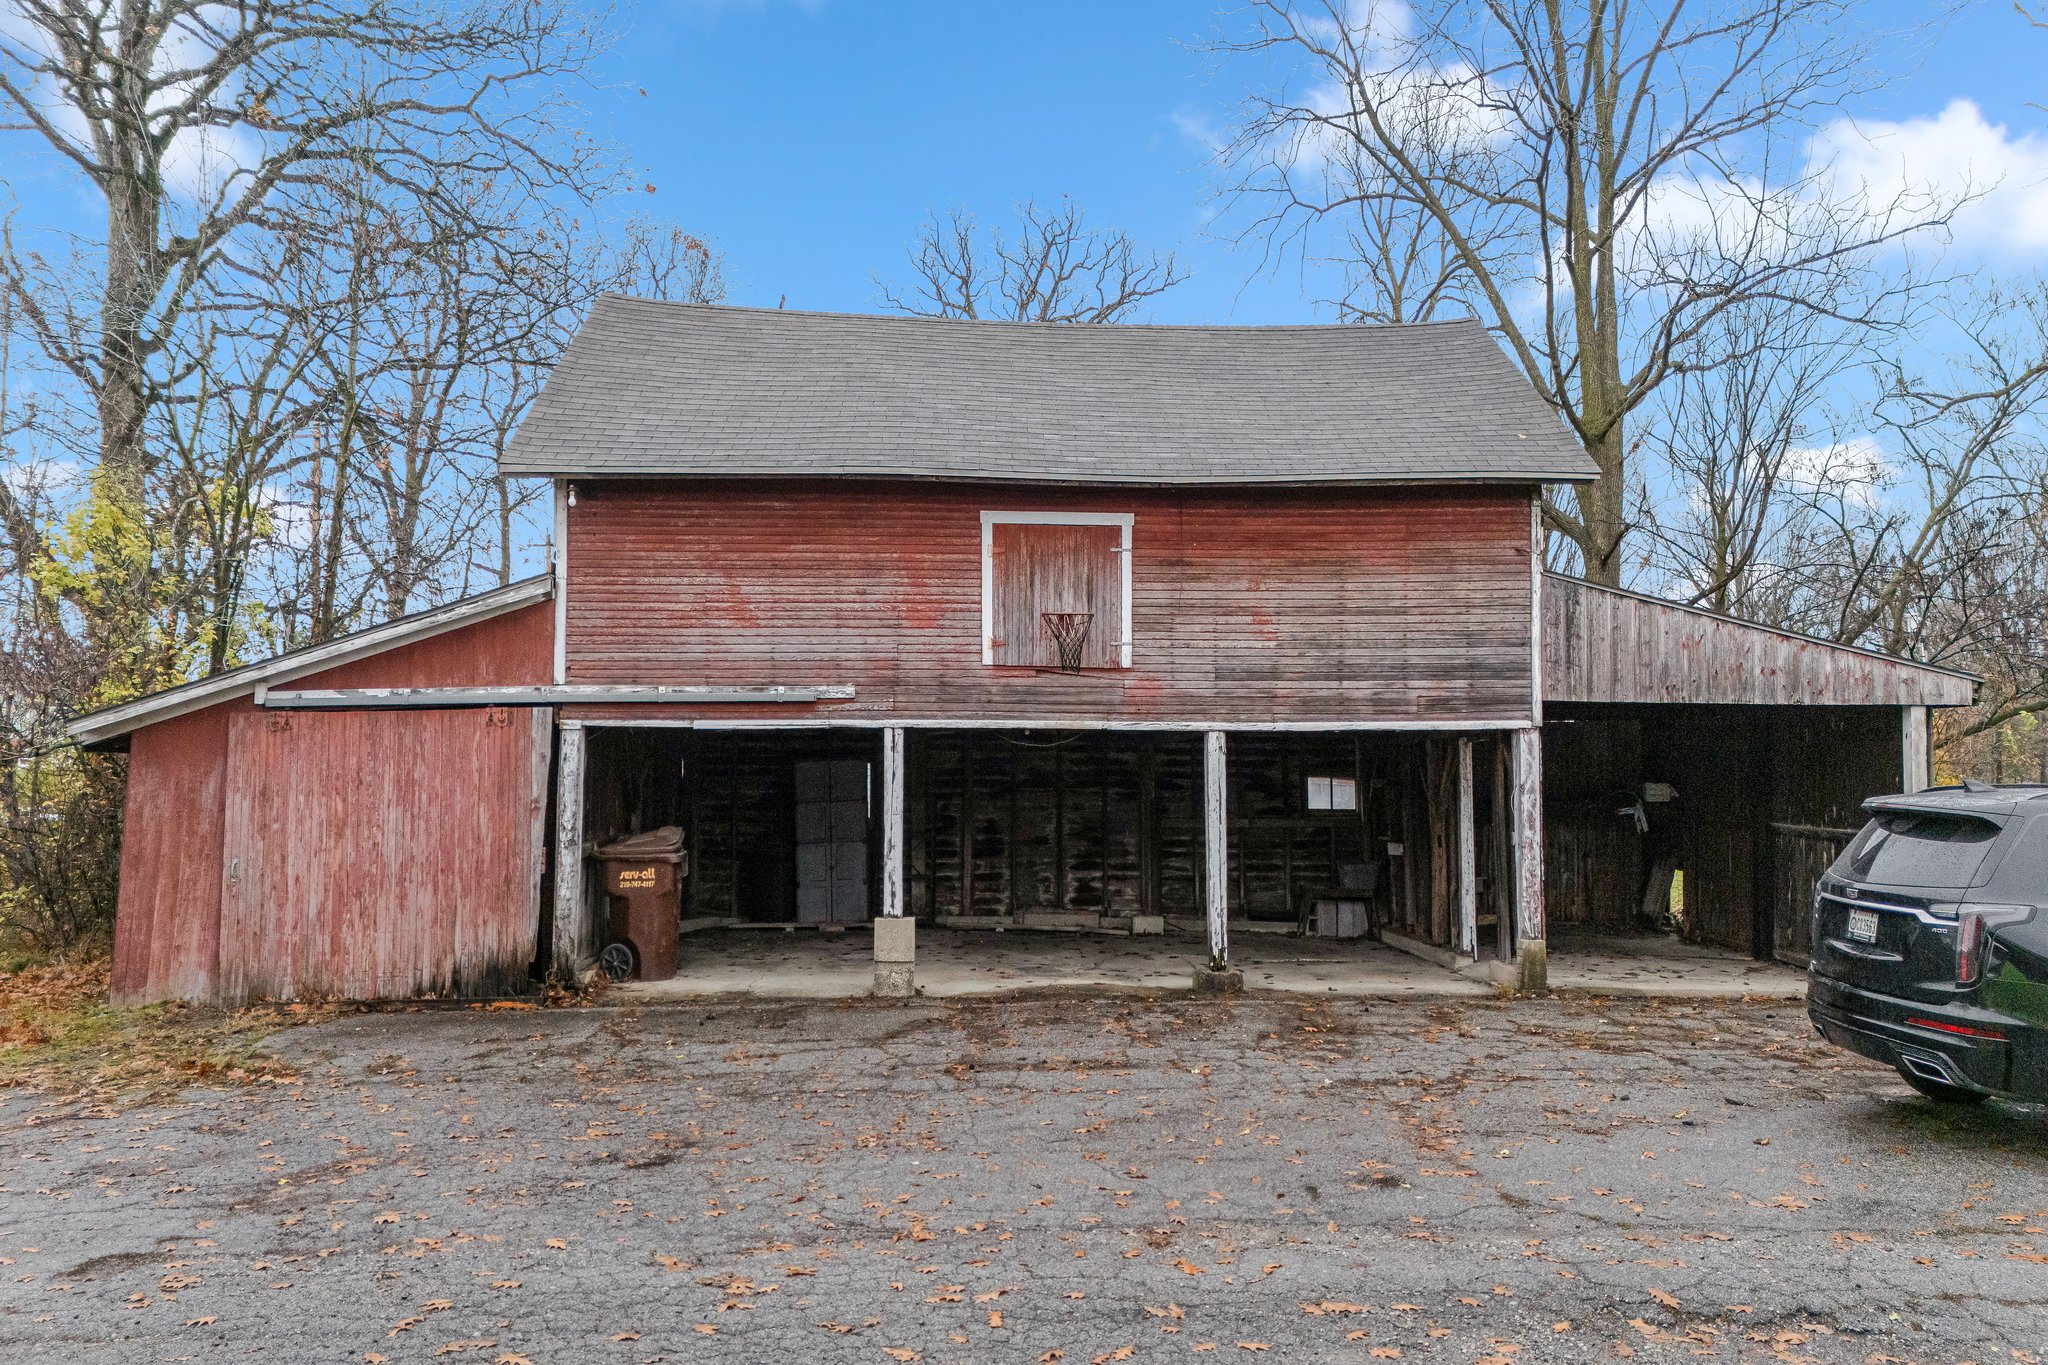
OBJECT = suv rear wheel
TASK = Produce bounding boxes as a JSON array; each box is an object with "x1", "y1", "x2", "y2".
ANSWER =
[{"x1": 1896, "y1": 1066, "x2": 1990, "y2": 1105}]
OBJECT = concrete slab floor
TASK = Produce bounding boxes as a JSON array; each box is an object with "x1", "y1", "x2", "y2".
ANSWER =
[
  {"x1": 1547, "y1": 931, "x2": 1807, "y2": 998},
  {"x1": 618, "y1": 926, "x2": 1493, "y2": 1002}
]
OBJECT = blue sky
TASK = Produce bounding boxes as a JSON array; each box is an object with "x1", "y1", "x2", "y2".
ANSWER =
[{"x1": 592, "y1": 0, "x2": 2048, "y2": 323}]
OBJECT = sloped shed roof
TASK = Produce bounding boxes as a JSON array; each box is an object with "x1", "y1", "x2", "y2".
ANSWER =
[
  {"x1": 500, "y1": 298, "x2": 1597, "y2": 486},
  {"x1": 1542, "y1": 575, "x2": 1978, "y2": 708}
]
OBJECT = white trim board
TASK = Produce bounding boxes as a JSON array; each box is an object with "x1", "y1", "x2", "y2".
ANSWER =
[
  {"x1": 980, "y1": 510, "x2": 1135, "y2": 669},
  {"x1": 559, "y1": 716, "x2": 1536, "y2": 733},
  {"x1": 259, "y1": 684, "x2": 856, "y2": 710},
  {"x1": 552, "y1": 481, "x2": 570, "y2": 685}
]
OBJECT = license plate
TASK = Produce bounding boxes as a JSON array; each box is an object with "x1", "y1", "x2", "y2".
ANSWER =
[{"x1": 1846, "y1": 908, "x2": 1880, "y2": 944}]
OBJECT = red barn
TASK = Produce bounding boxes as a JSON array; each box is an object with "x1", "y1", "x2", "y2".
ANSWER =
[{"x1": 73, "y1": 301, "x2": 1975, "y2": 1003}]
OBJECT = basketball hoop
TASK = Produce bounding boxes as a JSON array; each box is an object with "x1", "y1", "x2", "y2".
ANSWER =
[{"x1": 1041, "y1": 611, "x2": 1093, "y2": 673}]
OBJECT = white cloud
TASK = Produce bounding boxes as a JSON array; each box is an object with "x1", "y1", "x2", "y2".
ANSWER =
[
  {"x1": 1, "y1": 5, "x2": 263, "y2": 202},
  {"x1": 1781, "y1": 436, "x2": 1891, "y2": 507},
  {"x1": 1812, "y1": 99, "x2": 2048, "y2": 257}
]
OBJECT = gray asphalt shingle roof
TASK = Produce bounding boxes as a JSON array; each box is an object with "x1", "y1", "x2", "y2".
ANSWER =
[{"x1": 499, "y1": 297, "x2": 1598, "y2": 485}]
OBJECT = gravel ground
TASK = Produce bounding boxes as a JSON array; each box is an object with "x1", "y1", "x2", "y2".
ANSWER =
[{"x1": 0, "y1": 991, "x2": 2044, "y2": 1364}]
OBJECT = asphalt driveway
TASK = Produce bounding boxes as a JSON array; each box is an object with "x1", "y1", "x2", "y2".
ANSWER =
[{"x1": 1, "y1": 992, "x2": 2043, "y2": 1363}]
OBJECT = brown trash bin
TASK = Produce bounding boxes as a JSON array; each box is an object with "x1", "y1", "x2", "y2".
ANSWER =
[{"x1": 595, "y1": 826, "x2": 688, "y2": 981}]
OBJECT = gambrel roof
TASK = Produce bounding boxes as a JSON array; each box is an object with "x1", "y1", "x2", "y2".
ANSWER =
[{"x1": 500, "y1": 297, "x2": 1597, "y2": 486}]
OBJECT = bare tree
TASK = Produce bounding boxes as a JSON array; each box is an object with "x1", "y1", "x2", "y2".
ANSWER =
[
  {"x1": 1634, "y1": 295, "x2": 1868, "y2": 615},
  {"x1": 0, "y1": 0, "x2": 618, "y2": 677},
  {"x1": 1215, "y1": 0, "x2": 1947, "y2": 584},
  {"x1": 880, "y1": 199, "x2": 1186, "y2": 323}
]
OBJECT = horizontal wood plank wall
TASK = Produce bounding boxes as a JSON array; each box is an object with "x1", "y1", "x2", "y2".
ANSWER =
[
  {"x1": 565, "y1": 481, "x2": 1537, "y2": 725},
  {"x1": 110, "y1": 706, "x2": 231, "y2": 1005},
  {"x1": 217, "y1": 707, "x2": 548, "y2": 1002},
  {"x1": 1542, "y1": 574, "x2": 1974, "y2": 707}
]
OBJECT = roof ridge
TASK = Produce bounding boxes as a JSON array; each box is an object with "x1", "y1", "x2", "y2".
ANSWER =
[{"x1": 592, "y1": 293, "x2": 1488, "y2": 336}]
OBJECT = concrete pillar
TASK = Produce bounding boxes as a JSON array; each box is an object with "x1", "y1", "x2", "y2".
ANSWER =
[
  {"x1": 873, "y1": 916, "x2": 915, "y2": 998},
  {"x1": 1196, "y1": 730, "x2": 1241, "y2": 993},
  {"x1": 1510, "y1": 725, "x2": 1546, "y2": 993},
  {"x1": 875, "y1": 726, "x2": 913, "y2": 996}
]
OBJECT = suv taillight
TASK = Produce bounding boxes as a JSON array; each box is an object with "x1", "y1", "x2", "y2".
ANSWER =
[
  {"x1": 1956, "y1": 912, "x2": 1987, "y2": 985},
  {"x1": 1948, "y1": 905, "x2": 2035, "y2": 987}
]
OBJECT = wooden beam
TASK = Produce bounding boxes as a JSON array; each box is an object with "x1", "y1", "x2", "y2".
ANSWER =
[
  {"x1": 1510, "y1": 726, "x2": 1544, "y2": 946},
  {"x1": 1902, "y1": 706, "x2": 1930, "y2": 793},
  {"x1": 1457, "y1": 736, "x2": 1477, "y2": 959},
  {"x1": 1204, "y1": 730, "x2": 1228, "y2": 968},
  {"x1": 881, "y1": 726, "x2": 907, "y2": 917},
  {"x1": 552, "y1": 723, "x2": 590, "y2": 979},
  {"x1": 262, "y1": 684, "x2": 856, "y2": 709}
]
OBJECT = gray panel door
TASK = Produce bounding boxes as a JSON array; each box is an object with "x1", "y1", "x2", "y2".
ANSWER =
[{"x1": 795, "y1": 759, "x2": 870, "y2": 923}]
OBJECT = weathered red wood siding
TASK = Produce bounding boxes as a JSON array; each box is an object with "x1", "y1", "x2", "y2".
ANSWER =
[
  {"x1": 295, "y1": 601, "x2": 555, "y2": 689},
  {"x1": 110, "y1": 706, "x2": 230, "y2": 1004},
  {"x1": 110, "y1": 600, "x2": 555, "y2": 1004},
  {"x1": 1542, "y1": 574, "x2": 1975, "y2": 706},
  {"x1": 217, "y1": 706, "x2": 551, "y2": 1002},
  {"x1": 564, "y1": 481, "x2": 1538, "y2": 724}
]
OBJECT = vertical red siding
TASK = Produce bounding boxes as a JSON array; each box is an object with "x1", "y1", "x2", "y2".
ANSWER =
[
  {"x1": 110, "y1": 599, "x2": 556, "y2": 1004},
  {"x1": 110, "y1": 706, "x2": 231, "y2": 1005},
  {"x1": 216, "y1": 706, "x2": 550, "y2": 1002}
]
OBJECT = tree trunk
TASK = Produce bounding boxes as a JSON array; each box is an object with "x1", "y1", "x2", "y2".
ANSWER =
[{"x1": 1578, "y1": 420, "x2": 1628, "y2": 587}]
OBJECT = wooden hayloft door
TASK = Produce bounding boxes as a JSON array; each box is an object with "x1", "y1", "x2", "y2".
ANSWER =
[{"x1": 987, "y1": 517, "x2": 1128, "y2": 670}]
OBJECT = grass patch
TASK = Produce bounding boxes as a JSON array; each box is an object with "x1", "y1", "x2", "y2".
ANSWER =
[{"x1": 0, "y1": 960, "x2": 325, "y2": 1102}]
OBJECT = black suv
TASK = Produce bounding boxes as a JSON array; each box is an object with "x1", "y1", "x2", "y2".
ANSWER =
[{"x1": 1808, "y1": 783, "x2": 2048, "y2": 1105}]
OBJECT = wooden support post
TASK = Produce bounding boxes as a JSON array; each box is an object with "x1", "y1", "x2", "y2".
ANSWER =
[
  {"x1": 874, "y1": 726, "x2": 913, "y2": 996},
  {"x1": 1204, "y1": 730, "x2": 1229, "y2": 971},
  {"x1": 881, "y1": 727, "x2": 906, "y2": 917},
  {"x1": 1457, "y1": 736, "x2": 1477, "y2": 960},
  {"x1": 1902, "y1": 706, "x2": 1930, "y2": 794},
  {"x1": 551, "y1": 722, "x2": 590, "y2": 979},
  {"x1": 1510, "y1": 725, "x2": 1546, "y2": 992}
]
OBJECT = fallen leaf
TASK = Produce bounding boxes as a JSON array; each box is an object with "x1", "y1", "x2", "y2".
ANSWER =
[
  {"x1": 988, "y1": 1311, "x2": 1003, "y2": 1329},
  {"x1": 1236, "y1": 1344, "x2": 1271, "y2": 1353},
  {"x1": 184, "y1": 1317, "x2": 217, "y2": 1327},
  {"x1": 544, "y1": 1239, "x2": 567, "y2": 1251},
  {"x1": 881, "y1": 1351, "x2": 920, "y2": 1363},
  {"x1": 1648, "y1": 1288, "x2": 1681, "y2": 1310},
  {"x1": 608, "y1": 1331, "x2": 640, "y2": 1342},
  {"x1": 1370, "y1": 1350, "x2": 1402, "y2": 1359},
  {"x1": 693, "y1": 1324, "x2": 717, "y2": 1335},
  {"x1": 1173, "y1": 1259, "x2": 1205, "y2": 1275}
]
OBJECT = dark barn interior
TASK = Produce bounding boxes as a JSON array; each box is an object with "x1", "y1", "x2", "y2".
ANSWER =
[
  {"x1": 580, "y1": 726, "x2": 1520, "y2": 957},
  {"x1": 1543, "y1": 703, "x2": 1905, "y2": 963}
]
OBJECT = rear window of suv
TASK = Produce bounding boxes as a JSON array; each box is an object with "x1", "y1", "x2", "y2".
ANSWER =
[{"x1": 1835, "y1": 811, "x2": 2004, "y2": 889}]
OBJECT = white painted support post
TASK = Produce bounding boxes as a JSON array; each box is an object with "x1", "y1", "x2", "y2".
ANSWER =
[
  {"x1": 874, "y1": 727, "x2": 914, "y2": 997},
  {"x1": 1902, "y1": 706, "x2": 1930, "y2": 794},
  {"x1": 881, "y1": 727, "x2": 906, "y2": 917},
  {"x1": 1204, "y1": 730, "x2": 1229, "y2": 971},
  {"x1": 1457, "y1": 737, "x2": 1477, "y2": 960},
  {"x1": 552, "y1": 723, "x2": 590, "y2": 979},
  {"x1": 1509, "y1": 725, "x2": 1546, "y2": 992}
]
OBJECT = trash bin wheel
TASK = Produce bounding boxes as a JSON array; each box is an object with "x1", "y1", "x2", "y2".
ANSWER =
[{"x1": 598, "y1": 941, "x2": 638, "y2": 983}]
